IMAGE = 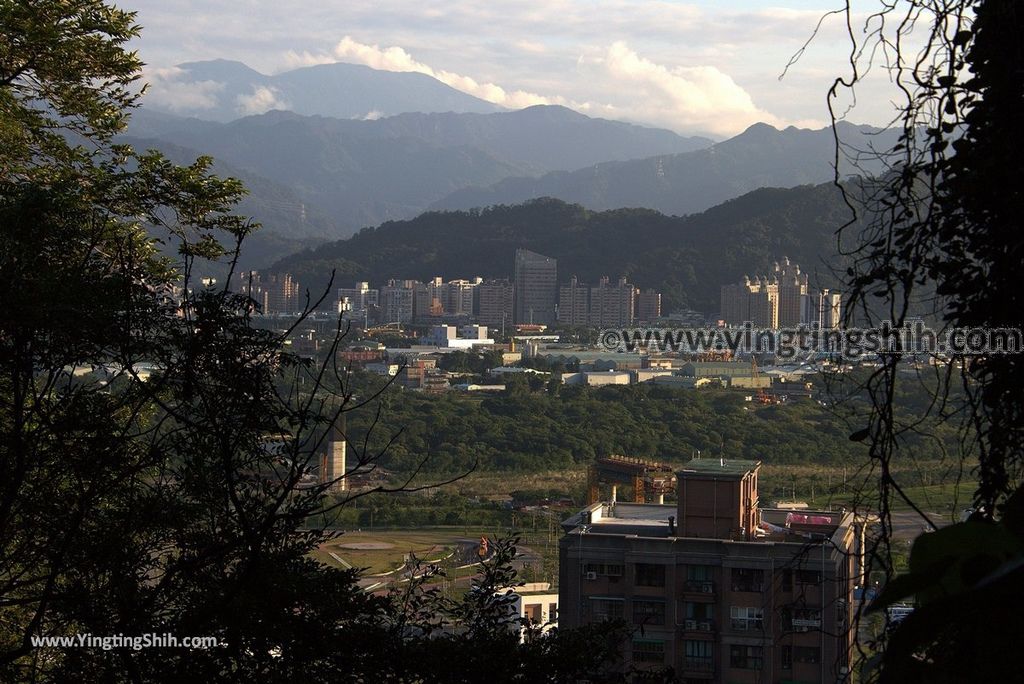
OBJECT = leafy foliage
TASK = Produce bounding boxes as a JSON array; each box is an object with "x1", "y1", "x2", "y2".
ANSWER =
[
  {"x1": 818, "y1": 0, "x2": 1024, "y2": 680},
  {"x1": 0, "y1": 2, "x2": 625, "y2": 681},
  {"x1": 344, "y1": 374, "x2": 959, "y2": 476}
]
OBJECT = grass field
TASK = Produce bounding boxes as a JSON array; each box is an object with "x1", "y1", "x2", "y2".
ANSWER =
[
  {"x1": 313, "y1": 528, "x2": 492, "y2": 575},
  {"x1": 424, "y1": 462, "x2": 968, "y2": 512}
]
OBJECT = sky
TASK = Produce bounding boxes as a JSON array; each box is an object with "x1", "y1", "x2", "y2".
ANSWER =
[{"x1": 129, "y1": 0, "x2": 903, "y2": 138}]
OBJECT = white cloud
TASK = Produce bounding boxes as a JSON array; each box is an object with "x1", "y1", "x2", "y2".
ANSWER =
[
  {"x1": 143, "y1": 66, "x2": 224, "y2": 111},
  {"x1": 128, "y1": 1, "x2": 905, "y2": 135},
  {"x1": 330, "y1": 36, "x2": 555, "y2": 109},
  {"x1": 282, "y1": 49, "x2": 339, "y2": 69},
  {"x1": 280, "y1": 36, "x2": 795, "y2": 136},
  {"x1": 236, "y1": 85, "x2": 290, "y2": 115},
  {"x1": 578, "y1": 42, "x2": 786, "y2": 136}
]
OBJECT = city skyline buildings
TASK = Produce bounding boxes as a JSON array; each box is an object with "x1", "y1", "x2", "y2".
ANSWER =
[{"x1": 720, "y1": 258, "x2": 841, "y2": 329}]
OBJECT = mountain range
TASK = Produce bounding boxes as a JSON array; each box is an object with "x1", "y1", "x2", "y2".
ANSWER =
[
  {"x1": 132, "y1": 59, "x2": 889, "y2": 281},
  {"x1": 431, "y1": 121, "x2": 898, "y2": 217},
  {"x1": 125, "y1": 101, "x2": 710, "y2": 238}
]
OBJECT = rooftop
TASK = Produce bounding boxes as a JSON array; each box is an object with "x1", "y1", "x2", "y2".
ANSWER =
[
  {"x1": 677, "y1": 458, "x2": 760, "y2": 477},
  {"x1": 562, "y1": 501, "x2": 849, "y2": 545}
]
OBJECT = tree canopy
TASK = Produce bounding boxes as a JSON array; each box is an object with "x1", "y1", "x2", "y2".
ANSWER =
[
  {"x1": 820, "y1": 1, "x2": 1024, "y2": 680},
  {"x1": 0, "y1": 2, "x2": 628, "y2": 681}
]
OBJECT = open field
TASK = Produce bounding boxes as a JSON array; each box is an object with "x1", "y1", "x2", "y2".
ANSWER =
[
  {"x1": 404, "y1": 460, "x2": 967, "y2": 509},
  {"x1": 313, "y1": 528, "x2": 492, "y2": 575}
]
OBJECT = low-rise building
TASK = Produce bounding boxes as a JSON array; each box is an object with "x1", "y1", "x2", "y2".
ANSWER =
[
  {"x1": 420, "y1": 324, "x2": 495, "y2": 349},
  {"x1": 681, "y1": 361, "x2": 756, "y2": 379},
  {"x1": 633, "y1": 369, "x2": 675, "y2": 383},
  {"x1": 582, "y1": 371, "x2": 631, "y2": 386},
  {"x1": 503, "y1": 582, "x2": 559, "y2": 641}
]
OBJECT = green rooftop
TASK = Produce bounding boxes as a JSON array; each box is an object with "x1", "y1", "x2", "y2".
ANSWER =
[{"x1": 678, "y1": 458, "x2": 761, "y2": 477}]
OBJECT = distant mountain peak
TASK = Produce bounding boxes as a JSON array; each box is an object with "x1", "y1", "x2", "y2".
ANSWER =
[
  {"x1": 737, "y1": 121, "x2": 781, "y2": 137},
  {"x1": 176, "y1": 59, "x2": 268, "y2": 80},
  {"x1": 146, "y1": 58, "x2": 502, "y2": 123}
]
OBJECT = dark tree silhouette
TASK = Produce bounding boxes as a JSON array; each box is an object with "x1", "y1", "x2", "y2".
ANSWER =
[
  {"x1": 0, "y1": 2, "x2": 627, "y2": 681},
  {"x1": 800, "y1": 1, "x2": 1024, "y2": 681}
]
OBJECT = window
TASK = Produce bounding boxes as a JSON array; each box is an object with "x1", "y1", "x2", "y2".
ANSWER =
[
  {"x1": 635, "y1": 563, "x2": 666, "y2": 587},
  {"x1": 632, "y1": 599, "x2": 666, "y2": 626},
  {"x1": 588, "y1": 597, "x2": 623, "y2": 621},
  {"x1": 794, "y1": 646, "x2": 820, "y2": 664},
  {"x1": 548, "y1": 603, "x2": 558, "y2": 622},
  {"x1": 729, "y1": 606, "x2": 764, "y2": 631},
  {"x1": 731, "y1": 568, "x2": 765, "y2": 592},
  {"x1": 684, "y1": 640, "x2": 714, "y2": 672},
  {"x1": 584, "y1": 562, "x2": 623, "y2": 577},
  {"x1": 687, "y1": 564, "x2": 713, "y2": 581},
  {"x1": 796, "y1": 569, "x2": 822, "y2": 585},
  {"x1": 684, "y1": 601, "x2": 715, "y2": 621},
  {"x1": 526, "y1": 603, "x2": 542, "y2": 624},
  {"x1": 789, "y1": 608, "x2": 822, "y2": 629},
  {"x1": 730, "y1": 644, "x2": 764, "y2": 670},
  {"x1": 781, "y1": 645, "x2": 792, "y2": 670},
  {"x1": 780, "y1": 568, "x2": 793, "y2": 591},
  {"x1": 632, "y1": 639, "x2": 665, "y2": 664},
  {"x1": 685, "y1": 564, "x2": 714, "y2": 591},
  {"x1": 685, "y1": 640, "x2": 713, "y2": 659}
]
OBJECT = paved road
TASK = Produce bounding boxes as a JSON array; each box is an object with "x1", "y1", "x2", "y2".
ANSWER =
[{"x1": 887, "y1": 510, "x2": 953, "y2": 541}]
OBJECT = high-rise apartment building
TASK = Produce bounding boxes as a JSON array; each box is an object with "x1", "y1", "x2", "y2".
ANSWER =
[
  {"x1": 559, "y1": 459, "x2": 860, "y2": 683},
  {"x1": 233, "y1": 271, "x2": 301, "y2": 314},
  {"x1": 558, "y1": 276, "x2": 590, "y2": 327},
  {"x1": 444, "y1": 278, "x2": 479, "y2": 317},
  {"x1": 802, "y1": 289, "x2": 843, "y2": 329},
  {"x1": 379, "y1": 280, "x2": 417, "y2": 324},
  {"x1": 589, "y1": 276, "x2": 636, "y2": 328},
  {"x1": 477, "y1": 279, "x2": 515, "y2": 331},
  {"x1": 337, "y1": 282, "x2": 379, "y2": 320},
  {"x1": 514, "y1": 249, "x2": 557, "y2": 325},
  {"x1": 720, "y1": 258, "x2": 811, "y2": 328},
  {"x1": 720, "y1": 276, "x2": 776, "y2": 328},
  {"x1": 635, "y1": 289, "x2": 663, "y2": 323},
  {"x1": 774, "y1": 258, "x2": 810, "y2": 327},
  {"x1": 259, "y1": 273, "x2": 300, "y2": 314},
  {"x1": 320, "y1": 417, "x2": 346, "y2": 492},
  {"x1": 234, "y1": 270, "x2": 261, "y2": 300}
]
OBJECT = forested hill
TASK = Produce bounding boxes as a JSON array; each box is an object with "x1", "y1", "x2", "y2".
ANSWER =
[{"x1": 271, "y1": 182, "x2": 854, "y2": 312}]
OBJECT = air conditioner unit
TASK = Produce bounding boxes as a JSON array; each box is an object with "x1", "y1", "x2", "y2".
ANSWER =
[
  {"x1": 699, "y1": 621, "x2": 712, "y2": 631},
  {"x1": 701, "y1": 582, "x2": 713, "y2": 593},
  {"x1": 584, "y1": 571, "x2": 598, "y2": 580},
  {"x1": 684, "y1": 619, "x2": 697, "y2": 630}
]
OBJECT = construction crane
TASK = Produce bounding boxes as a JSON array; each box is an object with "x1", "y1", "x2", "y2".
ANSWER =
[
  {"x1": 587, "y1": 455, "x2": 676, "y2": 505},
  {"x1": 751, "y1": 357, "x2": 781, "y2": 405}
]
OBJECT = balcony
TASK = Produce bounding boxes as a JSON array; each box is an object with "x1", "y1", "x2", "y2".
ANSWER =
[
  {"x1": 684, "y1": 580, "x2": 716, "y2": 594},
  {"x1": 730, "y1": 582, "x2": 765, "y2": 593},
  {"x1": 682, "y1": 657, "x2": 714, "y2": 678},
  {"x1": 681, "y1": 619, "x2": 716, "y2": 633}
]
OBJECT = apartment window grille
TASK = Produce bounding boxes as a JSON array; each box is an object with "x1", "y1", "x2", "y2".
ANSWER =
[
  {"x1": 729, "y1": 606, "x2": 764, "y2": 631},
  {"x1": 729, "y1": 644, "x2": 764, "y2": 670},
  {"x1": 632, "y1": 599, "x2": 666, "y2": 626}
]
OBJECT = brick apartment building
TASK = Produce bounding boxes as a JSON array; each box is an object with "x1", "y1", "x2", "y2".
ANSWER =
[{"x1": 559, "y1": 459, "x2": 861, "y2": 683}]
